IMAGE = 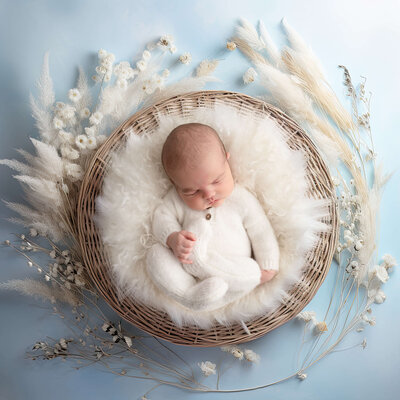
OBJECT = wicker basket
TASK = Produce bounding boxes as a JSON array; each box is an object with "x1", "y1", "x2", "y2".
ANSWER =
[{"x1": 77, "y1": 90, "x2": 338, "y2": 347}]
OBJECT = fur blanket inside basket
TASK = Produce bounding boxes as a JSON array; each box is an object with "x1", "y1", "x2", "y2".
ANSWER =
[{"x1": 94, "y1": 103, "x2": 331, "y2": 328}]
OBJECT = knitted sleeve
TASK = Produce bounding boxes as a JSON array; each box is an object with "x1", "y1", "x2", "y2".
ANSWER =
[
  {"x1": 152, "y1": 188, "x2": 183, "y2": 246},
  {"x1": 240, "y1": 187, "x2": 280, "y2": 271}
]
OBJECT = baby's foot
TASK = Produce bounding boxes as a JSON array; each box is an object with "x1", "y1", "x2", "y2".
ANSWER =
[
  {"x1": 186, "y1": 277, "x2": 228, "y2": 310},
  {"x1": 260, "y1": 269, "x2": 278, "y2": 284}
]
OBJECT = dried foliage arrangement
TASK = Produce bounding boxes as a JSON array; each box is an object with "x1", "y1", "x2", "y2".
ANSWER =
[{"x1": 1, "y1": 19, "x2": 396, "y2": 398}]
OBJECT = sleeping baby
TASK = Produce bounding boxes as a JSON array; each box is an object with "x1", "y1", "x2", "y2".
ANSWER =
[{"x1": 146, "y1": 123, "x2": 280, "y2": 311}]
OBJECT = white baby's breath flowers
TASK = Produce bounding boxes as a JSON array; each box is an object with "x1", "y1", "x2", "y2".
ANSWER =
[
  {"x1": 361, "y1": 313, "x2": 376, "y2": 326},
  {"x1": 98, "y1": 48, "x2": 107, "y2": 58},
  {"x1": 222, "y1": 345, "x2": 244, "y2": 360},
  {"x1": 55, "y1": 101, "x2": 65, "y2": 110},
  {"x1": 244, "y1": 349, "x2": 260, "y2": 363},
  {"x1": 58, "y1": 130, "x2": 74, "y2": 144},
  {"x1": 80, "y1": 107, "x2": 90, "y2": 119},
  {"x1": 86, "y1": 136, "x2": 97, "y2": 150},
  {"x1": 141, "y1": 74, "x2": 164, "y2": 94},
  {"x1": 60, "y1": 145, "x2": 79, "y2": 161},
  {"x1": 198, "y1": 361, "x2": 216, "y2": 377},
  {"x1": 368, "y1": 264, "x2": 389, "y2": 285},
  {"x1": 53, "y1": 117, "x2": 65, "y2": 130},
  {"x1": 56, "y1": 104, "x2": 76, "y2": 123},
  {"x1": 314, "y1": 321, "x2": 328, "y2": 334},
  {"x1": 382, "y1": 254, "x2": 397, "y2": 272},
  {"x1": 346, "y1": 260, "x2": 360, "y2": 277},
  {"x1": 297, "y1": 310, "x2": 317, "y2": 325},
  {"x1": 196, "y1": 59, "x2": 219, "y2": 77},
  {"x1": 85, "y1": 126, "x2": 97, "y2": 137},
  {"x1": 142, "y1": 50, "x2": 151, "y2": 61},
  {"x1": 93, "y1": 49, "x2": 115, "y2": 82},
  {"x1": 75, "y1": 135, "x2": 88, "y2": 150},
  {"x1": 162, "y1": 69, "x2": 170, "y2": 78},
  {"x1": 96, "y1": 66, "x2": 107, "y2": 75},
  {"x1": 113, "y1": 61, "x2": 136, "y2": 80},
  {"x1": 89, "y1": 111, "x2": 103, "y2": 126},
  {"x1": 158, "y1": 34, "x2": 174, "y2": 49},
  {"x1": 141, "y1": 80, "x2": 156, "y2": 95},
  {"x1": 68, "y1": 88, "x2": 81, "y2": 103},
  {"x1": 102, "y1": 53, "x2": 115, "y2": 67},
  {"x1": 243, "y1": 67, "x2": 257, "y2": 84},
  {"x1": 371, "y1": 288, "x2": 386, "y2": 304},
  {"x1": 117, "y1": 79, "x2": 128, "y2": 89},
  {"x1": 226, "y1": 41, "x2": 236, "y2": 51},
  {"x1": 297, "y1": 372, "x2": 307, "y2": 380},
  {"x1": 136, "y1": 59, "x2": 147, "y2": 72},
  {"x1": 169, "y1": 45, "x2": 177, "y2": 54},
  {"x1": 179, "y1": 52, "x2": 192, "y2": 65}
]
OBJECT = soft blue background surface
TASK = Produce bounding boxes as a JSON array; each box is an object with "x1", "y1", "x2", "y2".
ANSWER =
[{"x1": 1, "y1": 1, "x2": 399, "y2": 399}]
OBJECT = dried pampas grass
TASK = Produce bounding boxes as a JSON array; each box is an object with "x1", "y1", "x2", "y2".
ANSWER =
[{"x1": 0, "y1": 279, "x2": 80, "y2": 306}]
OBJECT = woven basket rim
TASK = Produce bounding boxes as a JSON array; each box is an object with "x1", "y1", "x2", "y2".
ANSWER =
[{"x1": 77, "y1": 90, "x2": 338, "y2": 346}]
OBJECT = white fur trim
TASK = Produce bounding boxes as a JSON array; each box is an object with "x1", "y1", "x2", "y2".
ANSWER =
[{"x1": 95, "y1": 103, "x2": 331, "y2": 328}]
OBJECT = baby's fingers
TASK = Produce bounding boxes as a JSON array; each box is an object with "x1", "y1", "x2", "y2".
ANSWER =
[
  {"x1": 181, "y1": 230, "x2": 196, "y2": 242},
  {"x1": 178, "y1": 256, "x2": 193, "y2": 264},
  {"x1": 181, "y1": 240, "x2": 195, "y2": 249}
]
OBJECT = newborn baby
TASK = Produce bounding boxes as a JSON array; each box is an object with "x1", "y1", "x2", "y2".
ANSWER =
[{"x1": 146, "y1": 123, "x2": 280, "y2": 311}]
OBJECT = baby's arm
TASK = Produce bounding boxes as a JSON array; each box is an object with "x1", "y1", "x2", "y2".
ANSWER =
[
  {"x1": 152, "y1": 189, "x2": 183, "y2": 246},
  {"x1": 166, "y1": 230, "x2": 196, "y2": 264},
  {"x1": 152, "y1": 189, "x2": 196, "y2": 264},
  {"x1": 241, "y1": 188, "x2": 280, "y2": 274}
]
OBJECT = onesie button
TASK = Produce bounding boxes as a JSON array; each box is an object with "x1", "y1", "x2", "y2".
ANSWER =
[{"x1": 205, "y1": 213, "x2": 212, "y2": 220}]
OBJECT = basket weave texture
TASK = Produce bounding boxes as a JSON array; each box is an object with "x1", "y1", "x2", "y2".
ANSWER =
[{"x1": 77, "y1": 91, "x2": 338, "y2": 347}]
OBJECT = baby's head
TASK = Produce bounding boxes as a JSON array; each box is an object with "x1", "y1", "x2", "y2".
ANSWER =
[{"x1": 162, "y1": 123, "x2": 234, "y2": 211}]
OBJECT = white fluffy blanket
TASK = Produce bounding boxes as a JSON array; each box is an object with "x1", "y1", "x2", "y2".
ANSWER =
[{"x1": 95, "y1": 103, "x2": 331, "y2": 328}]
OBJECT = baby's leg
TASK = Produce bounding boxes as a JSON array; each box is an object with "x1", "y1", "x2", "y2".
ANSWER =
[
  {"x1": 146, "y1": 244, "x2": 228, "y2": 311},
  {"x1": 197, "y1": 251, "x2": 262, "y2": 293}
]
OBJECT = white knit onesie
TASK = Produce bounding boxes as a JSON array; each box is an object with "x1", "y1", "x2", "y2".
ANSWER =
[{"x1": 146, "y1": 184, "x2": 280, "y2": 311}]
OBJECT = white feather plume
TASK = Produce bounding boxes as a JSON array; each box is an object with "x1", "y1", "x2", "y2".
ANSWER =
[
  {"x1": 30, "y1": 94, "x2": 57, "y2": 144},
  {"x1": 36, "y1": 52, "x2": 55, "y2": 109},
  {"x1": 256, "y1": 63, "x2": 315, "y2": 121},
  {"x1": 0, "y1": 279, "x2": 79, "y2": 306},
  {"x1": 0, "y1": 159, "x2": 32, "y2": 175},
  {"x1": 76, "y1": 66, "x2": 92, "y2": 111},
  {"x1": 29, "y1": 138, "x2": 64, "y2": 179},
  {"x1": 258, "y1": 20, "x2": 281, "y2": 67},
  {"x1": 281, "y1": 18, "x2": 325, "y2": 80},
  {"x1": 235, "y1": 18, "x2": 265, "y2": 51}
]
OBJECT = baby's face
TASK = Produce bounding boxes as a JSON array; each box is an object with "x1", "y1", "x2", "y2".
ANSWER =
[{"x1": 169, "y1": 150, "x2": 234, "y2": 211}]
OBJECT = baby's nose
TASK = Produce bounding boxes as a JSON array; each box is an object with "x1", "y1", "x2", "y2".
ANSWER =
[{"x1": 203, "y1": 188, "x2": 215, "y2": 199}]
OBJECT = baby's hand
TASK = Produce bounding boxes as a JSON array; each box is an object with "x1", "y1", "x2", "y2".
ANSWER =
[
  {"x1": 260, "y1": 269, "x2": 278, "y2": 284},
  {"x1": 166, "y1": 230, "x2": 197, "y2": 264}
]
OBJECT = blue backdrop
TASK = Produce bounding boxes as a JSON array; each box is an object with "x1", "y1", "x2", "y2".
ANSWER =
[{"x1": 1, "y1": 1, "x2": 399, "y2": 399}]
